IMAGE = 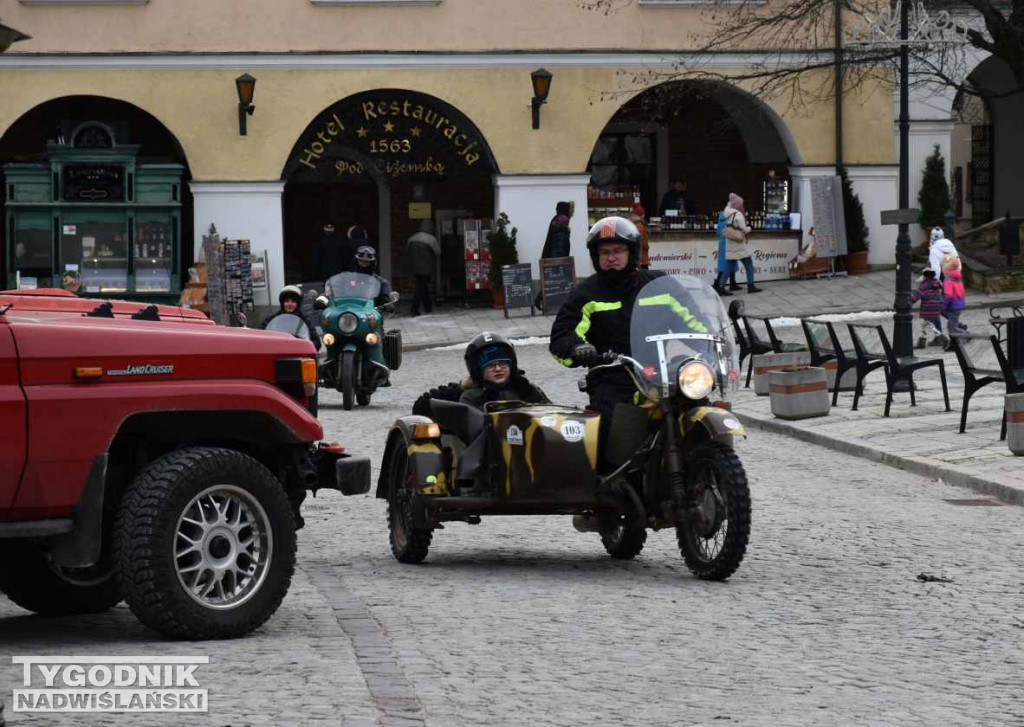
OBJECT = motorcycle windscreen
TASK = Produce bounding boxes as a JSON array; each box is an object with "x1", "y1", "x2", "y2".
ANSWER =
[
  {"x1": 629, "y1": 274, "x2": 738, "y2": 388},
  {"x1": 325, "y1": 272, "x2": 381, "y2": 301},
  {"x1": 265, "y1": 313, "x2": 310, "y2": 340}
]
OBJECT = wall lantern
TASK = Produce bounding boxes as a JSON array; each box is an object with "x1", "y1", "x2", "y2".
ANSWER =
[
  {"x1": 235, "y1": 73, "x2": 257, "y2": 136},
  {"x1": 530, "y1": 68, "x2": 553, "y2": 130},
  {"x1": 0, "y1": 17, "x2": 31, "y2": 54}
]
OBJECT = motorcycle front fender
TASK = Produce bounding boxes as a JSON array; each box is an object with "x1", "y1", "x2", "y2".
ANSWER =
[
  {"x1": 341, "y1": 342, "x2": 359, "y2": 353},
  {"x1": 679, "y1": 406, "x2": 746, "y2": 446}
]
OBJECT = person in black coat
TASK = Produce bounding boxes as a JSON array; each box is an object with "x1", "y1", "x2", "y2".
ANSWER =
[{"x1": 313, "y1": 223, "x2": 347, "y2": 280}]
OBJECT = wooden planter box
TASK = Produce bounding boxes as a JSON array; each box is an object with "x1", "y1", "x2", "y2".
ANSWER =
[
  {"x1": 1006, "y1": 393, "x2": 1024, "y2": 456},
  {"x1": 752, "y1": 351, "x2": 811, "y2": 396},
  {"x1": 769, "y1": 366, "x2": 830, "y2": 420}
]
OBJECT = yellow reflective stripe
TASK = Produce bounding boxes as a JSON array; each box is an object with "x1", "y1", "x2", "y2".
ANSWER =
[
  {"x1": 637, "y1": 294, "x2": 708, "y2": 333},
  {"x1": 574, "y1": 300, "x2": 623, "y2": 342},
  {"x1": 555, "y1": 355, "x2": 574, "y2": 368}
]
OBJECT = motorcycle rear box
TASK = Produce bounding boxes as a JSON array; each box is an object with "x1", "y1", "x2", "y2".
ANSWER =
[{"x1": 486, "y1": 406, "x2": 600, "y2": 501}]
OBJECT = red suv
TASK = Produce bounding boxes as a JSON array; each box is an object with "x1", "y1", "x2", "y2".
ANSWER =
[{"x1": 0, "y1": 289, "x2": 369, "y2": 639}]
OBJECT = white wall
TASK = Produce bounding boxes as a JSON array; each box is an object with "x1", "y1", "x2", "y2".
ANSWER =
[
  {"x1": 846, "y1": 166, "x2": 899, "y2": 265},
  {"x1": 492, "y1": 174, "x2": 593, "y2": 277},
  {"x1": 190, "y1": 182, "x2": 285, "y2": 304}
]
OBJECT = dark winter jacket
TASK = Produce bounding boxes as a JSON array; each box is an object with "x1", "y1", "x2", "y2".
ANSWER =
[
  {"x1": 407, "y1": 232, "x2": 440, "y2": 277},
  {"x1": 314, "y1": 233, "x2": 356, "y2": 279},
  {"x1": 459, "y1": 372, "x2": 549, "y2": 409},
  {"x1": 549, "y1": 268, "x2": 665, "y2": 371},
  {"x1": 910, "y1": 278, "x2": 944, "y2": 318},
  {"x1": 541, "y1": 214, "x2": 572, "y2": 259}
]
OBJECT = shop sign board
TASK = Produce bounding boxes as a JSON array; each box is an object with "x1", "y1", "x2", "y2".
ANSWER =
[
  {"x1": 539, "y1": 256, "x2": 576, "y2": 314},
  {"x1": 285, "y1": 90, "x2": 495, "y2": 182},
  {"x1": 647, "y1": 237, "x2": 799, "y2": 282},
  {"x1": 408, "y1": 202, "x2": 432, "y2": 219},
  {"x1": 501, "y1": 263, "x2": 535, "y2": 319}
]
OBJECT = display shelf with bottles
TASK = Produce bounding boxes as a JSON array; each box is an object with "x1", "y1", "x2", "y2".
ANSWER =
[
  {"x1": 763, "y1": 175, "x2": 790, "y2": 215},
  {"x1": 3, "y1": 121, "x2": 184, "y2": 300}
]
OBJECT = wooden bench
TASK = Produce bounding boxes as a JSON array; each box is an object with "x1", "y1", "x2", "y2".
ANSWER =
[{"x1": 848, "y1": 324, "x2": 950, "y2": 417}]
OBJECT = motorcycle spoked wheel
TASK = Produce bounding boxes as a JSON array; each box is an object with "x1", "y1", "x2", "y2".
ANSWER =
[
  {"x1": 385, "y1": 440, "x2": 433, "y2": 564},
  {"x1": 676, "y1": 441, "x2": 751, "y2": 581},
  {"x1": 340, "y1": 351, "x2": 355, "y2": 411}
]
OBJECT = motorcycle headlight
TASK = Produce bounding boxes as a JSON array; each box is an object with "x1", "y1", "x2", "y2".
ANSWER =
[
  {"x1": 677, "y1": 361, "x2": 715, "y2": 400},
  {"x1": 339, "y1": 313, "x2": 359, "y2": 334},
  {"x1": 322, "y1": 333, "x2": 336, "y2": 347},
  {"x1": 365, "y1": 332, "x2": 380, "y2": 345}
]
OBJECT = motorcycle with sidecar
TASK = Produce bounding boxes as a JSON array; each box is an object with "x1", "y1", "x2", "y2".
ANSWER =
[
  {"x1": 377, "y1": 274, "x2": 751, "y2": 580},
  {"x1": 315, "y1": 272, "x2": 402, "y2": 410}
]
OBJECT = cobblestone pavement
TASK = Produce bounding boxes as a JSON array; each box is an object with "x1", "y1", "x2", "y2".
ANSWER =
[{"x1": 3, "y1": 343, "x2": 1023, "y2": 726}]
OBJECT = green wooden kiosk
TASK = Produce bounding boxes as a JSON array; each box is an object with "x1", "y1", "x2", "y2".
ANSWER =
[{"x1": 4, "y1": 121, "x2": 184, "y2": 302}]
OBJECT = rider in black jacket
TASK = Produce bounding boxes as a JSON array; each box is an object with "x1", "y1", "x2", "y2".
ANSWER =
[{"x1": 549, "y1": 216, "x2": 664, "y2": 462}]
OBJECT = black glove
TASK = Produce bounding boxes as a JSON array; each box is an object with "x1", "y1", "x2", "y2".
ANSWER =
[{"x1": 573, "y1": 343, "x2": 599, "y2": 367}]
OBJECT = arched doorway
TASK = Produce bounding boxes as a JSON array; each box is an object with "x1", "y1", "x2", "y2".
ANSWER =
[
  {"x1": 282, "y1": 89, "x2": 499, "y2": 298},
  {"x1": 587, "y1": 81, "x2": 799, "y2": 282},
  {"x1": 588, "y1": 81, "x2": 795, "y2": 226},
  {"x1": 0, "y1": 96, "x2": 192, "y2": 297}
]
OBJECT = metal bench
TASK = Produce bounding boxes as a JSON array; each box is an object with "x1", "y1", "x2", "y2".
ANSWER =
[
  {"x1": 949, "y1": 332, "x2": 1005, "y2": 434},
  {"x1": 848, "y1": 324, "x2": 950, "y2": 417},
  {"x1": 801, "y1": 319, "x2": 860, "y2": 407}
]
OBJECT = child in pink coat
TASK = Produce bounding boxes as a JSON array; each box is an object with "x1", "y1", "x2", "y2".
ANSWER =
[{"x1": 942, "y1": 255, "x2": 967, "y2": 338}]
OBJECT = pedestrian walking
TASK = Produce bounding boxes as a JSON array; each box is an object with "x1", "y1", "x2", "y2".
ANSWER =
[
  {"x1": 910, "y1": 268, "x2": 947, "y2": 348},
  {"x1": 629, "y1": 203, "x2": 650, "y2": 270},
  {"x1": 312, "y1": 223, "x2": 347, "y2": 279},
  {"x1": 722, "y1": 193, "x2": 762, "y2": 294},
  {"x1": 941, "y1": 255, "x2": 967, "y2": 338},
  {"x1": 407, "y1": 219, "x2": 440, "y2": 316},
  {"x1": 536, "y1": 201, "x2": 573, "y2": 309},
  {"x1": 928, "y1": 226, "x2": 959, "y2": 279},
  {"x1": 712, "y1": 207, "x2": 731, "y2": 297}
]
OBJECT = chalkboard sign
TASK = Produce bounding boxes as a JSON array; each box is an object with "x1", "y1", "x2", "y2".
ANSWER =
[
  {"x1": 809, "y1": 176, "x2": 848, "y2": 257},
  {"x1": 500, "y1": 263, "x2": 535, "y2": 319},
  {"x1": 539, "y1": 256, "x2": 576, "y2": 315}
]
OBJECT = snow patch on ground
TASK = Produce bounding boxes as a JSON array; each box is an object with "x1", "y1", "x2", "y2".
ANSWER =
[
  {"x1": 428, "y1": 335, "x2": 551, "y2": 352},
  {"x1": 768, "y1": 311, "x2": 892, "y2": 328}
]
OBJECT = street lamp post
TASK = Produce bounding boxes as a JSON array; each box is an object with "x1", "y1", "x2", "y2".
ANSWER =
[
  {"x1": 846, "y1": 1, "x2": 970, "y2": 357},
  {"x1": 893, "y1": 0, "x2": 913, "y2": 357}
]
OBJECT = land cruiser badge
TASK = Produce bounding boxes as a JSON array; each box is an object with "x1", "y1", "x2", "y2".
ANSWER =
[{"x1": 106, "y1": 363, "x2": 175, "y2": 377}]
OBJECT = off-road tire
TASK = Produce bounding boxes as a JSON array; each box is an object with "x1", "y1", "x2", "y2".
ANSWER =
[
  {"x1": 341, "y1": 351, "x2": 356, "y2": 411},
  {"x1": 385, "y1": 440, "x2": 432, "y2": 564},
  {"x1": 0, "y1": 540, "x2": 121, "y2": 616},
  {"x1": 113, "y1": 447, "x2": 296, "y2": 639},
  {"x1": 600, "y1": 524, "x2": 647, "y2": 560},
  {"x1": 676, "y1": 441, "x2": 751, "y2": 581},
  {"x1": 411, "y1": 381, "x2": 463, "y2": 417}
]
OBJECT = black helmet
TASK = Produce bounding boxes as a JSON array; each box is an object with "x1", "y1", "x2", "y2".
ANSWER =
[
  {"x1": 279, "y1": 285, "x2": 302, "y2": 306},
  {"x1": 355, "y1": 245, "x2": 376, "y2": 267},
  {"x1": 585, "y1": 216, "x2": 641, "y2": 272},
  {"x1": 464, "y1": 331, "x2": 517, "y2": 384}
]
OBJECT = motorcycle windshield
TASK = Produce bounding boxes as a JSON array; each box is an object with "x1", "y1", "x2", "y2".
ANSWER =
[
  {"x1": 265, "y1": 313, "x2": 310, "y2": 340},
  {"x1": 325, "y1": 272, "x2": 381, "y2": 300},
  {"x1": 629, "y1": 275, "x2": 738, "y2": 388}
]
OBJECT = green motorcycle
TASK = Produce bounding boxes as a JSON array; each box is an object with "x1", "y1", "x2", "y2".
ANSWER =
[{"x1": 315, "y1": 272, "x2": 402, "y2": 410}]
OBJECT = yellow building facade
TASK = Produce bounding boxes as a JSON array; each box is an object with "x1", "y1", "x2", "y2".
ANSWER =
[{"x1": 0, "y1": 0, "x2": 897, "y2": 300}]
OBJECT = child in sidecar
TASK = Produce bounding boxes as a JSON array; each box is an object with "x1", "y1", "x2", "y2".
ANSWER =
[{"x1": 460, "y1": 332, "x2": 549, "y2": 409}]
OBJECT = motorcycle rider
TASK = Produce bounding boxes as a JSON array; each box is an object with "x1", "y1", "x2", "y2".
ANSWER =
[
  {"x1": 262, "y1": 285, "x2": 321, "y2": 351},
  {"x1": 549, "y1": 216, "x2": 718, "y2": 473},
  {"x1": 460, "y1": 332, "x2": 549, "y2": 409},
  {"x1": 353, "y1": 245, "x2": 396, "y2": 309}
]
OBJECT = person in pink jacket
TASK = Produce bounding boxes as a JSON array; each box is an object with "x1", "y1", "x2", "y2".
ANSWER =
[{"x1": 941, "y1": 255, "x2": 967, "y2": 338}]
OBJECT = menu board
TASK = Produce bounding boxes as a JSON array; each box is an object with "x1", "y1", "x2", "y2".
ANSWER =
[
  {"x1": 500, "y1": 263, "x2": 535, "y2": 319},
  {"x1": 810, "y1": 176, "x2": 848, "y2": 257},
  {"x1": 539, "y1": 256, "x2": 576, "y2": 314}
]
